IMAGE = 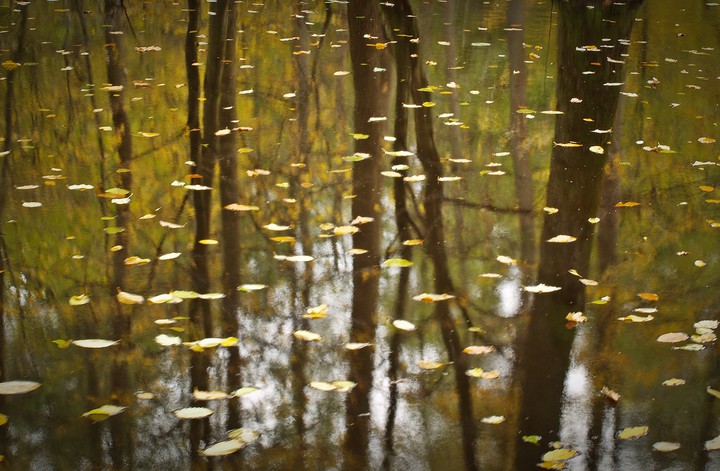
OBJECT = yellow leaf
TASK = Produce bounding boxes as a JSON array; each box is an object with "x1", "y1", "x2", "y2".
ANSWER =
[
  {"x1": 293, "y1": 330, "x2": 322, "y2": 341},
  {"x1": 116, "y1": 290, "x2": 144, "y2": 305},
  {"x1": 542, "y1": 448, "x2": 577, "y2": 462},
  {"x1": 69, "y1": 294, "x2": 91, "y2": 306},
  {"x1": 618, "y1": 426, "x2": 649, "y2": 440},
  {"x1": 463, "y1": 345, "x2": 495, "y2": 355},
  {"x1": 0, "y1": 413, "x2": 7, "y2": 426},
  {"x1": 638, "y1": 292, "x2": 659, "y2": 301},
  {"x1": 615, "y1": 201, "x2": 641, "y2": 207},
  {"x1": 417, "y1": 360, "x2": 444, "y2": 370}
]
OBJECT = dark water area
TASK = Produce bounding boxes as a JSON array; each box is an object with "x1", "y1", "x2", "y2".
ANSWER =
[{"x1": 0, "y1": 1, "x2": 719, "y2": 470}]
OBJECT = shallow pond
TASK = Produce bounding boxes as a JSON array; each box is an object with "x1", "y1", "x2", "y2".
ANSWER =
[{"x1": 1, "y1": 1, "x2": 719, "y2": 470}]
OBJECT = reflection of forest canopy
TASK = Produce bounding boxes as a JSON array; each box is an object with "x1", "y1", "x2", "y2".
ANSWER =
[{"x1": 2, "y1": 0, "x2": 720, "y2": 470}]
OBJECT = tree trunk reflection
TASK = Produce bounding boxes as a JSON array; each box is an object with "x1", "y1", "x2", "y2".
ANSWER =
[
  {"x1": 515, "y1": 2, "x2": 643, "y2": 468},
  {"x1": 343, "y1": 1, "x2": 389, "y2": 469}
]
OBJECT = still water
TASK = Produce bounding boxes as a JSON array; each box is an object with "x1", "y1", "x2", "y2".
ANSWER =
[{"x1": 1, "y1": 1, "x2": 719, "y2": 470}]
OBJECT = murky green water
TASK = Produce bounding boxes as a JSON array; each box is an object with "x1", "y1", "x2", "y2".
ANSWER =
[{"x1": 1, "y1": 1, "x2": 719, "y2": 470}]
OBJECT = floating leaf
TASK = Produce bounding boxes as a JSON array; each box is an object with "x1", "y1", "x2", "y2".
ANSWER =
[
  {"x1": 117, "y1": 290, "x2": 144, "y2": 305},
  {"x1": 638, "y1": 292, "x2": 659, "y2": 301},
  {"x1": 566, "y1": 312, "x2": 587, "y2": 323},
  {"x1": 705, "y1": 436, "x2": 720, "y2": 451},
  {"x1": 601, "y1": 386, "x2": 620, "y2": 402},
  {"x1": 618, "y1": 425, "x2": 649, "y2": 440},
  {"x1": 69, "y1": 294, "x2": 90, "y2": 306},
  {"x1": 466, "y1": 368, "x2": 485, "y2": 378},
  {"x1": 309, "y1": 381, "x2": 336, "y2": 391},
  {"x1": 698, "y1": 137, "x2": 716, "y2": 144},
  {"x1": 0, "y1": 413, "x2": 7, "y2": 426},
  {"x1": 695, "y1": 320, "x2": 719, "y2": 330},
  {"x1": 73, "y1": 339, "x2": 119, "y2": 349},
  {"x1": 657, "y1": 332, "x2": 689, "y2": 343},
  {"x1": 672, "y1": 343, "x2": 705, "y2": 351},
  {"x1": 546, "y1": 235, "x2": 577, "y2": 243},
  {"x1": 52, "y1": 339, "x2": 73, "y2": 349},
  {"x1": 238, "y1": 284, "x2": 267, "y2": 292},
  {"x1": 155, "y1": 334, "x2": 182, "y2": 347},
  {"x1": 198, "y1": 239, "x2": 218, "y2": 245},
  {"x1": 653, "y1": 442, "x2": 680, "y2": 452},
  {"x1": 692, "y1": 332, "x2": 716, "y2": 343},
  {"x1": 589, "y1": 145, "x2": 604, "y2": 154},
  {"x1": 392, "y1": 319, "x2": 416, "y2": 331},
  {"x1": 124, "y1": 256, "x2": 150, "y2": 267},
  {"x1": 136, "y1": 391, "x2": 155, "y2": 400},
  {"x1": 228, "y1": 428, "x2": 260, "y2": 443},
  {"x1": 174, "y1": 407, "x2": 213, "y2": 419},
  {"x1": 224, "y1": 203, "x2": 259, "y2": 211},
  {"x1": 463, "y1": 345, "x2": 495, "y2": 355},
  {"x1": 345, "y1": 342, "x2": 372, "y2": 350},
  {"x1": 231, "y1": 387, "x2": 259, "y2": 398},
  {"x1": 542, "y1": 448, "x2": 578, "y2": 462},
  {"x1": 615, "y1": 201, "x2": 641, "y2": 207},
  {"x1": 278, "y1": 255, "x2": 315, "y2": 262},
  {"x1": 82, "y1": 405, "x2": 126, "y2": 419},
  {"x1": 158, "y1": 252, "x2": 182, "y2": 261},
  {"x1": 481, "y1": 415, "x2": 505, "y2": 424},
  {"x1": 707, "y1": 387, "x2": 720, "y2": 399},
  {"x1": 201, "y1": 439, "x2": 245, "y2": 456},
  {"x1": 383, "y1": 258, "x2": 414, "y2": 268},
  {"x1": 194, "y1": 389, "x2": 229, "y2": 401},
  {"x1": 333, "y1": 225, "x2": 359, "y2": 236},
  {"x1": 617, "y1": 315, "x2": 654, "y2": 323},
  {"x1": 293, "y1": 330, "x2": 322, "y2": 341},
  {"x1": 0, "y1": 381, "x2": 41, "y2": 395},
  {"x1": 662, "y1": 378, "x2": 686, "y2": 387},
  {"x1": 412, "y1": 293, "x2": 455, "y2": 303},
  {"x1": 417, "y1": 360, "x2": 444, "y2": 370},
  {"x1": 633, "y1": 307, "x2": 658, "y2": 314},
  {"x1": 524, "y1": 284, "x2": 561, "y2": 293},
  {"x1": 304, "y1": 304, "x2": 328, "y2": 319},
  {"x1": 481, "y1": 370, "x2": 500, "y2": 379},
  {"x1": 522, "y1": 435, "x2": 542, "y2": 445},
  {"x1": 148, "y1": 293, "x2": 176, "y2": 304},
  {"x1": 496, "y1": 255, "x2": 517, "y2": 265}
]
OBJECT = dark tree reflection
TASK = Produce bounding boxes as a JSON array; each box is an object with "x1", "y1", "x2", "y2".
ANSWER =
[
  {"x1": 514, "y1": 2, "x2": 643, "y2": 468},
  {"x1": 343, "y1": 1, "x2": 390, "y2": 469}
]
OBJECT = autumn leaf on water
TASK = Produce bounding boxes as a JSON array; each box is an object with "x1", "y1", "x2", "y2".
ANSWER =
[
  {"x1": 653, "y1": 442, "x2": 681, "y2": 452},
  {"x1": 117, "y1": 290, "x2": 144, "y2": 304},
  {"x1": 656, "y1": 332, "x2": 688, "y2": 343},
  {"x1": 82, "y1": 405, "x2": 126, "y2": 421},
  {"x1": 383, "y1": 258, "x2": 414, "y2": 268},
  {"x1": 0, "y1": 381, "x2": 41, "y2": 395},
  {"x1": 201, "y1": 440, "x2": 245, "y2": 457},
  {"x1": 73, "y1": 339, "x2": 120, "y2": 349},
  {"x1": 638, "y1": 292, "x2": 659, "y2": 301},
  {"x1": 618, "y1": 426, "x2": 649, "y2": 440},
  {"x1": 417, "y1": 360, "x2": 444, "y2": 370},
  {"x1": 463, "y1": 345, "x2": 495, "y2": 355},
  {"x1": 392, "y1": 319, "x2": 416, "y2": 331},
  {"x1": 304, "y1": 304, "x2": 328, "y2": 319},
  {"x1": 293, "y1": 330, "x2": 322, "y2": 341},
  {"x1": 174, "y1": 407, "x2": 213, "y2": 419},
  {"x1": 481, "y1": 415, "x2": 505, "y2": 424},
  {"x1": 523, "y1": 284, "x2": 561, "y2": 293},
  {"x1": 193, "y1": 389, "x2": 229, "y2": 401},
  {"x1": 69, "y1": 294, "x2": 90, "y2": 306},
  {"x1": 662, "y1": 378, "x2": 686, "y2": 387},
  {"x1": 345, "y1": 342, "x2": 372, "y2": 350},
  {"x1": 546, "y1": 235, "x2": 577, "y2": 243},
  {"x1": 412, "y1": 293, "x2": 455, "y2": 303},
  {"x1": 615, "y1": 201, "x2": 641, "y2": 207}
]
